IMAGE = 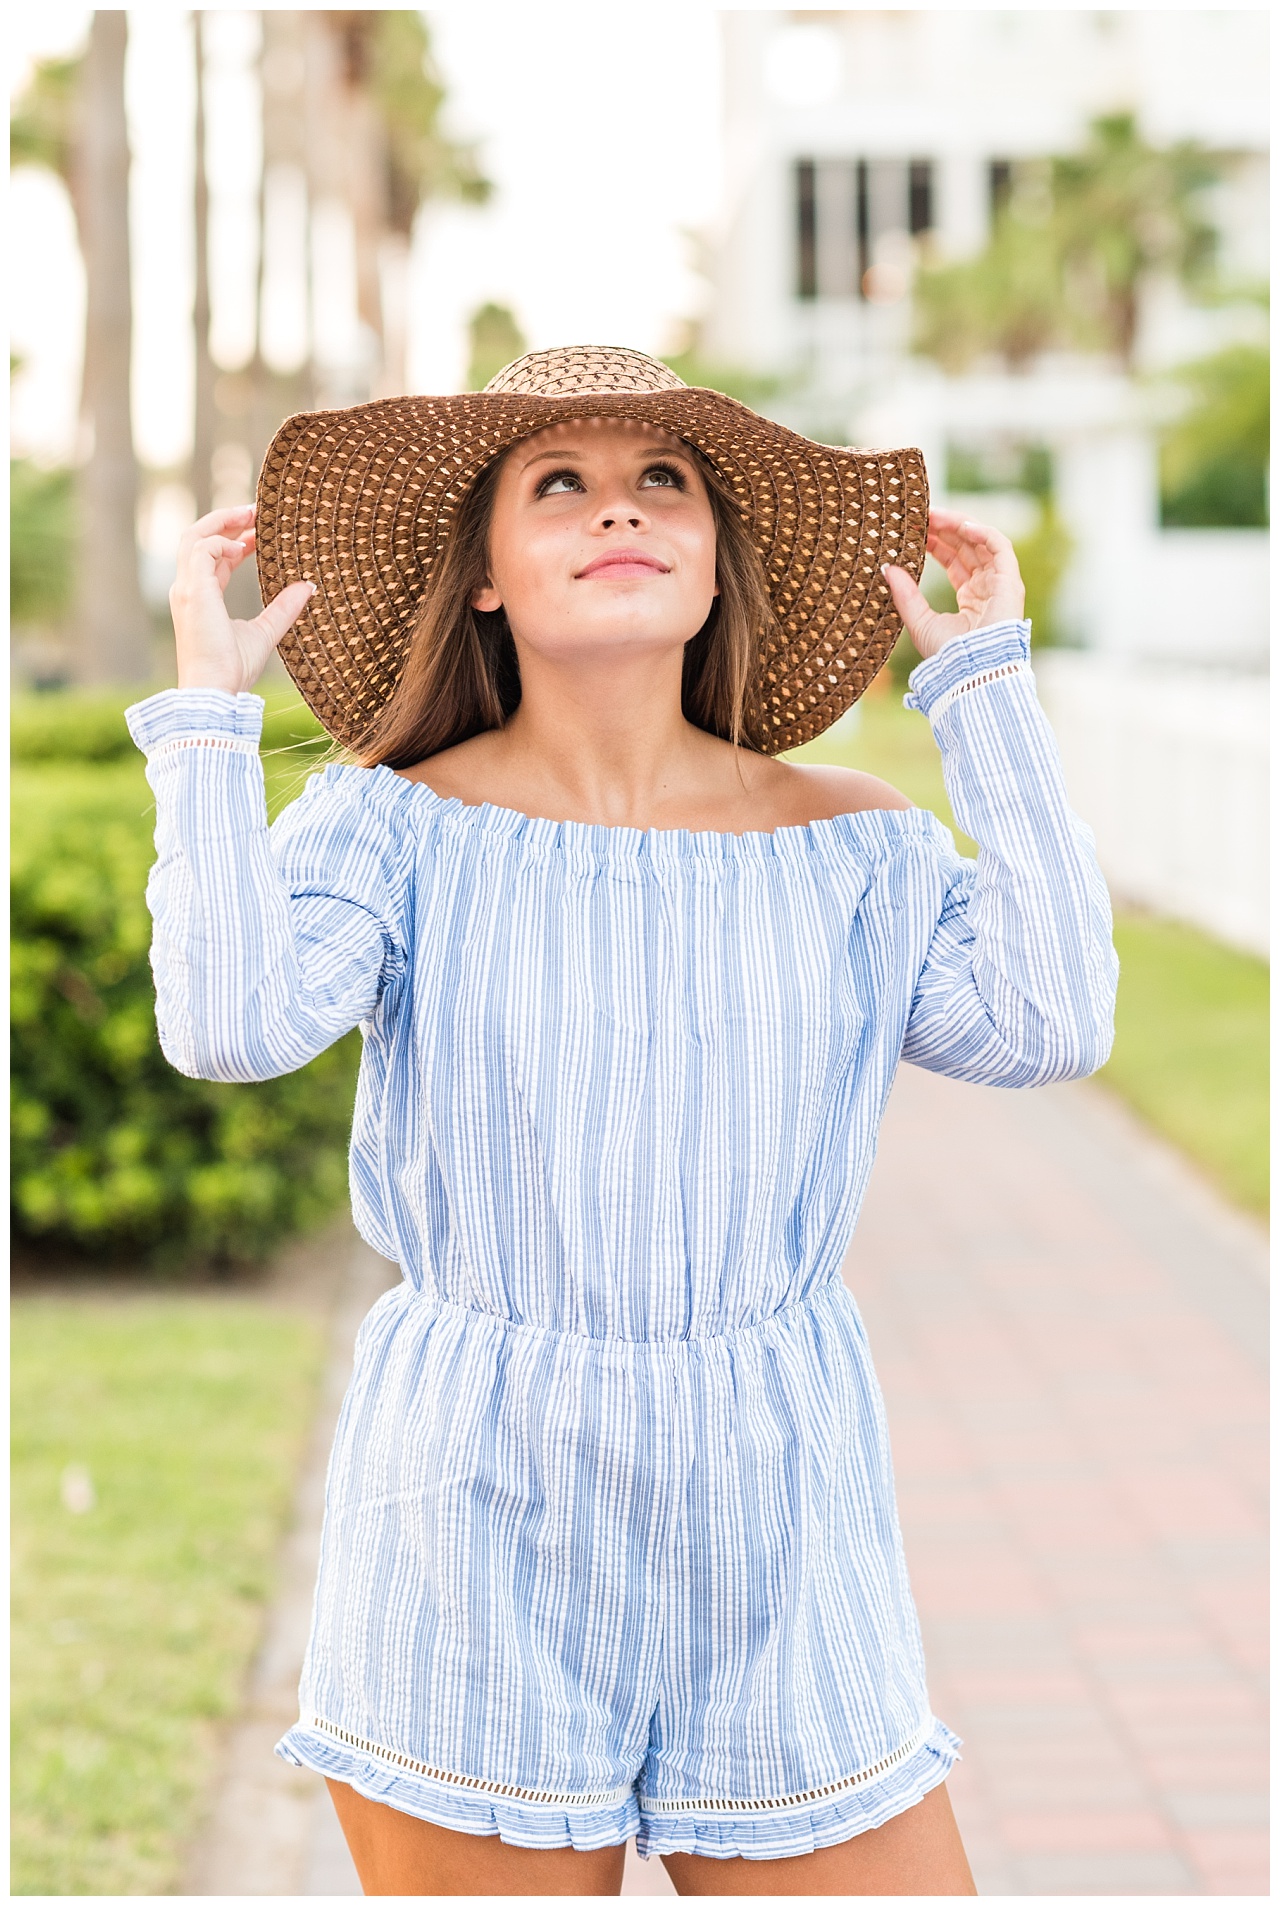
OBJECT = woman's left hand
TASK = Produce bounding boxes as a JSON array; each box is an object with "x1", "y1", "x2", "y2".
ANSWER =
[{"x1": 883, "y1": 509, "x2": 1026, "y2": 660}]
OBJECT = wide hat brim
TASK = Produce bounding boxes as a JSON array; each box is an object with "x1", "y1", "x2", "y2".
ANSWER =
[{"x1": 255, "y1": 382, "x2": 928, "y2": 755}]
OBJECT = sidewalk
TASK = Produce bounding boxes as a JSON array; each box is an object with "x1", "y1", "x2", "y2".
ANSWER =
[
  {"x1": 187, "y1": 1065, "x2": 1266, "y2": 1896},
  {"x1": 852, "y1": 1066, "x2": 1267, "y2": 1896}
]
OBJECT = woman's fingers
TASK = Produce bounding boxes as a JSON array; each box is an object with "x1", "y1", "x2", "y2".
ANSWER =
[
  {"x1": 888, "y1": 509, "x2": 1027, "y2": 656},
  {"x1": 253, "y1": 580, "x2": 317, "y2": 650},
  {"x1": 187, "y1": 503, "x2": 255, "y2": 540},
  {"x1": 927, "y1": 513, "x2": 1022, "y2": 604},
  {"x1": 931, "y1": 512, "x2": 1017, "y2": 569},
  {"x1": 177, "y1": 532, "x2": 253, "y2": 580},
  {"x1": 176, "y1": 510, "x2": 250, "y2": 564},
  {"x1": 927, "y1": 532, "x2": 980, "y2": 586},
  {"x1": 882, "y1": 563, "x2": 935, "y2": 646}
]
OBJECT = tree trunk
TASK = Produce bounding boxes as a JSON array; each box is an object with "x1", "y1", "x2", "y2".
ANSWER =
[
  {"x1": 309, "y1": 12, "x2": 388, "y2": 400},
  {"x1": 191, "y1": 11, "x2": 215, "y2": 519},
  {"x1": 221, "y1": 10, "x2": 310, "y2": 623},
  {"x1": 73, "y1": 9, "x2": 151, "y2": 684}
]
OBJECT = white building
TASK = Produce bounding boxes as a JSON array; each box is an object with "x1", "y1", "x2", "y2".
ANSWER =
[
  {"x1": 707, "y1": 10, "x2": 1268, "y2": 954},
  {"x1": 711, "y1": 12, "x2": 1268, "y2": 391}
]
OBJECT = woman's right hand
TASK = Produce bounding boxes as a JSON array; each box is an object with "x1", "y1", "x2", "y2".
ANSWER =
[{"x1": 170, "y1": 504, "x2": 316, "y2": 693}]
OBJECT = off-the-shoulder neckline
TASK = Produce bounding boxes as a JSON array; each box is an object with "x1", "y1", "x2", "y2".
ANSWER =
[{"x1": 340, "y1": 762, "x2": 950, "y2": 859}]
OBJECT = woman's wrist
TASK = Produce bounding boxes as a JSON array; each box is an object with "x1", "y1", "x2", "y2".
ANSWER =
[
  {"x1": 903, "y1": 621, "x2": 1032, "y2": 719},
  {"x1": 909, "y1": 597, "x2": 1027, "y2": 660},
  {"x1": 125, "y1": 686, "x2": 265, "y2": 756},
  {"x1": 176, "y1": 666, "x2": 252, "y2": 693}
]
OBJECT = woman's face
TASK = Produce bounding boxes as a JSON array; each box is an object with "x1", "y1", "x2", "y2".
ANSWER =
[{"x1": 474, "y1": 417, "x2": 718, "y2": 669}]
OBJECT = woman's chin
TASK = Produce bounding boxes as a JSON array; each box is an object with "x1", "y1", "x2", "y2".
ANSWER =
[{"x1": 516, "y1": 624, "x2": 699, "y2": 669}]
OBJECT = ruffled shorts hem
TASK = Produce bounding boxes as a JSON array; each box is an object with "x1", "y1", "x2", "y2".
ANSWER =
[
  {"x1": 277, "y1": 1716, "x2": 961, "y2": 1863},
  {"x1": 635, "y1": 1719, "x2": 962, "y2": 1861},
  {"x1": 276, "y1": 1725, "x2": 640, "y2": 1852}
]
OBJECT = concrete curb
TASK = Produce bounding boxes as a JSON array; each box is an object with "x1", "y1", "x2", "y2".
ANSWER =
[{"x1": 183, "y1": 1231, "x2": 397, "y2": 1896}]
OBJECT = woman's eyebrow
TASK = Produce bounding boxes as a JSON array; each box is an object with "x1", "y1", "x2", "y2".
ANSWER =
[
  {"x1": 520, "y1": 449, "x2": 584, "y2": 469},
  {"x1": 519, "y1": 442, "x2": 693, "y2": 471}
]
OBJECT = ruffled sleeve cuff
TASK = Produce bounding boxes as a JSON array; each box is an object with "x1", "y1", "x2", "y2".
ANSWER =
[
  {"x1": 902, "y1": 621, "x2": 1032, "y2": 720},
  {"x1": 125, "y1": 688, "x2": 265, "y2": 755}
]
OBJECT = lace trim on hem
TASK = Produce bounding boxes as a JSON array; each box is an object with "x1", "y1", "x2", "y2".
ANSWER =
[
  {"x1": 925, "y1": 659, "x2": 1031, "y2": 726},
  {"x1": 306, "y1": 1716, "x2": 633, "y2": 1810},
  {"x1": 640, "y1": 1719, "x2": 936, "y2": 1815},
  {"x1": 147, "y1": 734, "x2": 260, "y2": 758}
]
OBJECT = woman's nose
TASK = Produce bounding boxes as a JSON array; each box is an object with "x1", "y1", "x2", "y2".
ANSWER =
[{"x1": 599, "y1": 509, "x2": 644, "y2": 530}]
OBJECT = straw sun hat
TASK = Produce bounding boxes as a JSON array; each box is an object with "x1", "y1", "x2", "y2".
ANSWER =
[{"x1": 254, "y1": 345, "x2": 929, "y2": 755}]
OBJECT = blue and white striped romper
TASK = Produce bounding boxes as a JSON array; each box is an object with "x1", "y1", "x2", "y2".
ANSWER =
[{"x1": 127, "y1": 621, "x2": 1117, "y2": 1862}]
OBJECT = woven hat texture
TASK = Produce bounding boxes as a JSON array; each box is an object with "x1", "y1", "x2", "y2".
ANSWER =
[{"x1": 255, "y1": 345, "x2": 929, "y2": 754}]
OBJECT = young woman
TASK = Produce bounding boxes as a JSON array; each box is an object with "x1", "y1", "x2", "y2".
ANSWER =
[{"x1": 128, "y1": 347, "x2": 1116, "y2": 1897}]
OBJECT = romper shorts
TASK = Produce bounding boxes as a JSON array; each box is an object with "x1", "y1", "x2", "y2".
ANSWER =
[{"x1": 278, "y1": 1276, "x2": 960, "y2": 1862}]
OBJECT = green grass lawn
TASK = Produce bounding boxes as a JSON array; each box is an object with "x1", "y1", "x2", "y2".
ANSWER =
[
  {"x1": 1103, "y1": 913, "x2": 1268, "y2": 1215},
  {"x1": 11, "y1": 1297, "x2": 324, "y2": 1896},
  {"x1": 790, "y1": 685, "x2": 1269, "y2": 1216}
]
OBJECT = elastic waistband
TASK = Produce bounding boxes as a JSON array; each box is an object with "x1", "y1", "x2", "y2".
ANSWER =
[{"x1": 395, "y1": 1275, "x2": 849, "y2": 1355}]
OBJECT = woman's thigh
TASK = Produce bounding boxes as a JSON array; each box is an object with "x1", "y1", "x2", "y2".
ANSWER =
[
  {"x1": 659, "y1": 1784, "x2": 976, "y2": 1897},
  {"x1": 325, "y1": 1779, "x2": 628, "y2": 1897}
]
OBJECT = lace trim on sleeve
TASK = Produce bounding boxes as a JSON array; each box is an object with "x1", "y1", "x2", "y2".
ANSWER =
[
  {"x1": 147, "y1": 734, "x2": 260, "y2": 759},
  {"x1": 922, "y1": 659, "x2": 1032, "y2": 728}
]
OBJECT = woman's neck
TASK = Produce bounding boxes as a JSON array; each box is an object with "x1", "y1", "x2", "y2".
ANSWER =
[{"x1": 483, "y1": 646, "x2": 719, "y2": 829}]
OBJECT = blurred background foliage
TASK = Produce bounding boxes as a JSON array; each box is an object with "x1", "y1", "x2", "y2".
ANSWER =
[
  {"x1": 369, "y1": 9, "x2": 489, "y2": 230},
  {"x1": 10, "y1": 457, "x2": 76, "y2": 629},
  {"x1": 913, "y1": 113, "x2": 1218, "y2": 371},
  {"x1": 1158, "y1": 340, "x2": 1269, "y2": 528},
  {"x1": 11, "y1": 692, "x2": 355, "y2": 1269},
  {"x1": 465, "y1": 300, "x2": 527, "y2": 391},
  {"x1": 9, "y1": 9, "x2": 490, "y2": 669}
]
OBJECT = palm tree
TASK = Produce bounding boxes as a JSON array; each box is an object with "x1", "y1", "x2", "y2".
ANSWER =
[
  {"x1": 307, "y1": 11, "x2": 489, "y2": 397},
  {"x1": 913, "y1": 199, "x2": 1062, "y2": 373},
  {"x1": 1052, "y1": 113, "x2": 1218, "y2": 366},
  {"x1": 192, "y1": 11, "x2": 215, "y2": 520},
  {"x1": 913, "y1": 115, "x2": 1220, "y2": 374},
  {"x1": 11, "y1": 14, "x2": 152, "y2": 681}
]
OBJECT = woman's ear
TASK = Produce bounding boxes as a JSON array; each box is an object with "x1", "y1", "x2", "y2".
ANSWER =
[{"x1": 472, "y1": 582, "x2": 502, "y2": 613}]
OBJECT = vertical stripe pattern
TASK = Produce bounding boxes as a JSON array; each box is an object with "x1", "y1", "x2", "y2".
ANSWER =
[{"x1": 126, "y1": 621, "x2": 1117, "y2": 1860}]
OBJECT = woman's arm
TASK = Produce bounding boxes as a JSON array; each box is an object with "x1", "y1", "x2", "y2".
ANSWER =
[
  {"x1": 125, "y1": 506, "x2": 408, "y2": 1083},
  {"x1": 883, "y1": 515, "x2": 1118, "y2": 1087},
  {"x1": 127, "y1": 693, "x2": 408, "y2": 1082}
]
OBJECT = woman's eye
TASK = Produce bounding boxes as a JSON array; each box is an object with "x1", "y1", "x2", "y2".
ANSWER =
[
  {"x1": 639, "y1": 464, "x2": 684, "y2": 489},
  {"x1": 537, "y1": 470, "x2": 584, "y2": 496}
]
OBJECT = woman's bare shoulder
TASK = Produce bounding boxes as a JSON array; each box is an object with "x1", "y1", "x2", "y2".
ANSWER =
[
  {"x1": 756, "y1": 758, "x2": 912, "y2": 827},
  {"x1": 391, "y1": 730, "x2": 497, "y2": 800}
]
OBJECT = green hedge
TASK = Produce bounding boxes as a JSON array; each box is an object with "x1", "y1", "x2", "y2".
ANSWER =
[{"x1": 11, "y1": 692, "x2": 360, "y2": 1270}]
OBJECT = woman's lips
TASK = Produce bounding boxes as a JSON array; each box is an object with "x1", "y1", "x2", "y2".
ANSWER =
[{"x1": 575, "y1": 550, "x2": 670, "y2": 579}]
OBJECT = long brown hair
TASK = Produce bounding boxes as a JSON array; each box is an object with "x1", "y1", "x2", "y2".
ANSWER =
[{"x1": 357, "y1": 441, "x2": 774, "y2": 769}]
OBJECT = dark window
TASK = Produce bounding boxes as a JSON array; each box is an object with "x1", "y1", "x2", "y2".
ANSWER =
[
  {"x1": 908, "y1": 160, "x2": 933, "y2": 235},
  {"x1": 798, "y1": 155, "x2": 933, "y2": 302},
  {"x1": 989, "y1": 159, "x2": 1013, "y2": 220},
  {"x1": 796, "y1": 159, "x2": 817, "y2": 300}
]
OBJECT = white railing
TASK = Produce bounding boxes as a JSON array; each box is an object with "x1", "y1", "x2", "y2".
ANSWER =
[{"x1": 1034, "y1": 651, "x2": 1269, "y2": 960}]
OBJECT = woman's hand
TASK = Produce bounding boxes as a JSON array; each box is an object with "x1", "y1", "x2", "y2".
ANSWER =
[
  {"x1": 169, "y1": 504, "x2": 316, "y2": 693},
  {"x1": 883, "y1": 509, "x2": 1025, "y2": 661}
]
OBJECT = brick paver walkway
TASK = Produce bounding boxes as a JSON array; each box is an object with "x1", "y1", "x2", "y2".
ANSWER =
[
  {"x1": 848, "y1": 1065, "x2": 1267, "y2": 1897},
  {"x1": 190, "y1": 1066, "x2": 1266, "y2": 1896}
]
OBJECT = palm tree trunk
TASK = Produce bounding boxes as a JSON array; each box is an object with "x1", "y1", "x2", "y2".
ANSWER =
[
  {"x1": 74, "y1": 9, "x2": 151, "y2": 684},
  {"x1": 192, "y1": 11, "x2": 215, "y2": 519},
  {"x1": 309, "y1": 12, "x2": 387, "y2": 400}
]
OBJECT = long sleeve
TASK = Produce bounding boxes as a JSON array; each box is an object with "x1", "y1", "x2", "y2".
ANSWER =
[
  {"x1": 898, "y1": 622, "x2": 1118, "y2": 1087},
  {"x1": 126, "y1": 690, "x2": 410, "y2": 1083}
]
